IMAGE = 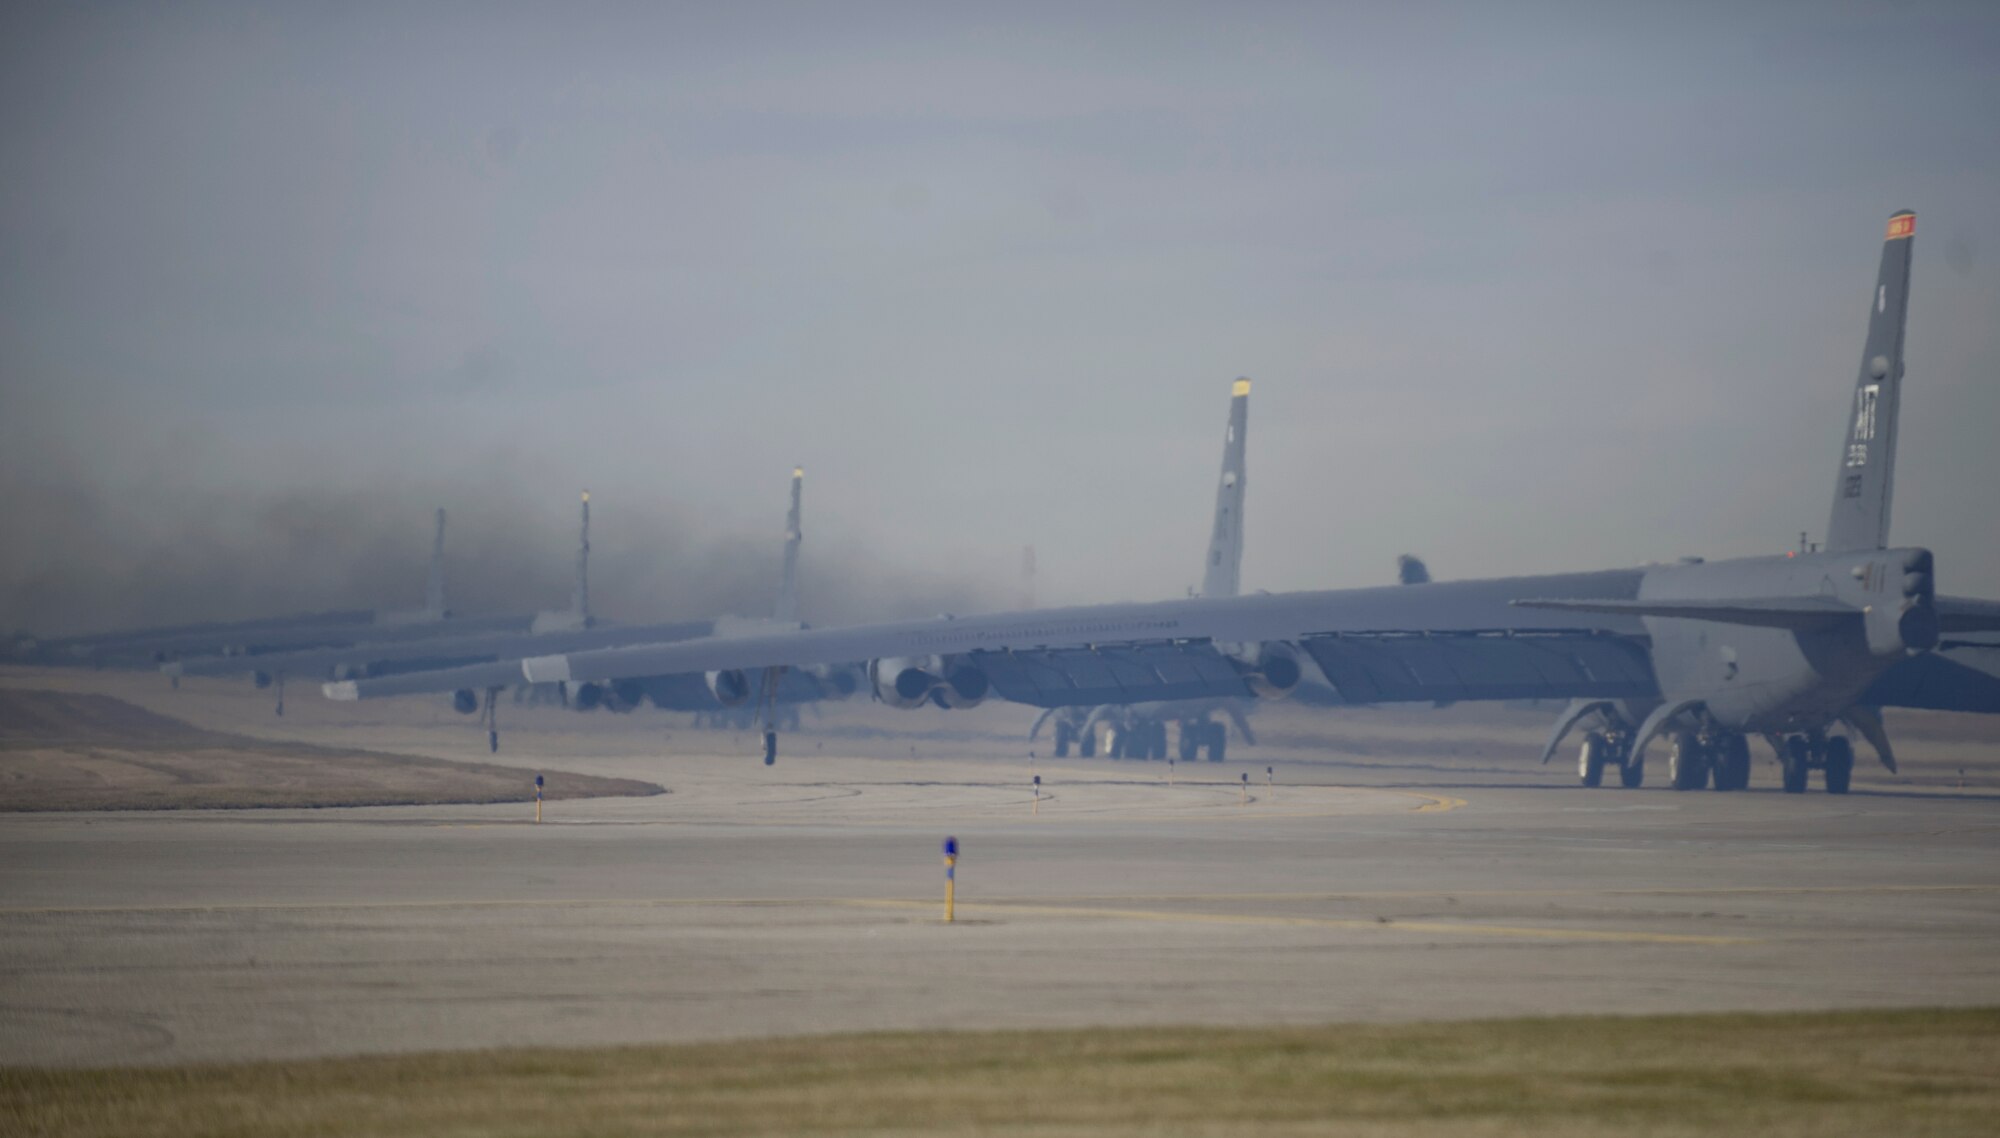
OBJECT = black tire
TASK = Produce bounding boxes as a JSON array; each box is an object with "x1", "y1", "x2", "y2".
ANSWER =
[
  {"x1": 1207, "y1": 722, "x2": 1227, "y2": 764},
  {"x1": 1781, "y1": 736, "x2": 1810, "y2": 794},
  {"x1": 1711, "y1": 735, "x2": 1749, "y2": 791},
  {"x1": 1824, "y1": 736, "x2": 1854, "y2": 794},
  {"x1": 1153, "y1": 723, "x2": 1171, "y2": 760},
  {"x1": 1668, "y1": 732, "x2": 1707, "y2": 791},
  {"x1": 1107, "y1": 729, "x2": 1126, "y2": 760},
  {"x1": 1179, "y1": 725, "x2": 1201, "y2": 762},
  {"x1": 1080, "y1": 728, "x2": 1097, "y2": 758},
  {"x1": 1619, "y1": 754, "x2": 1645, "y2": 788},
  {"x1": 1579, "y1": 732, "x2": 1607, "y2": 787},
  {"x1": 1053, "y1": 722, "x2": 1073, "y2": 759},
  {"x1": 762, "y1": 731, "x2": 777, "y2": 766}
]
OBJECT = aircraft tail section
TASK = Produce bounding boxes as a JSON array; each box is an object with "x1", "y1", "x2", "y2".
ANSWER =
[
  {"x1": 773, "y1": 467, "x2": 803, "y2": 623},
  {"x1": 1200, "y1": 378, "x2": 1250, "y2": 598},
  {"x1": 1825, "y1": 211, "x2": 1915, "y2": 553},
  {"x1": 572, "y1": 491, "x2": 591, "y2": 622},
  {"x1": 425, "y1": 507, "x2": 448, "y2": 620}
]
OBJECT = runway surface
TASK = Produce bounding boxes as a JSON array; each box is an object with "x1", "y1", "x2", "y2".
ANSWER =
[{"x1": 5, "y1": 728, "x2": 1999, "y2": 1066}]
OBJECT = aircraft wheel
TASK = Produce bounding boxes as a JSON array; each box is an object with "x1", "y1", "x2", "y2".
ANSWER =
[
  {"x1": 1619, "y1": 754, "x2": 1645, "y2": 789},
  {"x1": 1178, "y1": 726, "x2": 1201, "y2": 762},
  {"x1": 1106, "y1": 728, "x2": 1126, "y2": 759},
  {"x1": 1824, "y1": 736, "x2": 1854, "y2": 794},
  {"x1": 1151, "y1": 723, "x2": 1171, "y2": 759},
  {"x1": 762, "y1": 731, "x2": 777, "y2": 766},
  {"x1": 1079, "y1": 728, "x2": 1097, "y2": 758},
  {"x1": 1781, "y1": 736, "x2": 1810, "y2": 794},
  {"x1": 1668, "y1": 732, "x2": 1707, "y2": 791},
  {"x1": 1053, "y1": 722, "x2": 1073, "y2": 759},
  {"x1": 1579, "y1": 732, "x2": 1607, "y2": 787},
  {"x1": 1709, "y1": 735, "x2": 1749, "y2": 790},
  {"x1": 1206, "y1": 722, "x2": 1227, "y2": 764}
]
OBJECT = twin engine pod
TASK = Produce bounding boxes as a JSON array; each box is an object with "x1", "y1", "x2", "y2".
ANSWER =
[
  {"x1": 706, "y1": 669, "x2": 753, "y2": 707},
  {"x1": 1227, "y1": 642, "x2": 1304, "y2": 700},
  {"x1": 563, "y1": 679, "x2": 644, "y2": 712},
  {"x1": 870, "y1": 655, "x2": 991, "y2": 710}
]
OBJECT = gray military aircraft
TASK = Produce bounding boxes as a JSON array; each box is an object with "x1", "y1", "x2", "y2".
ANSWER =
[
  {"x1": 331, "y1": 212, "x2": 2000, "y2": 786},
  {"x1": 157, "y1": 493, "x2": 619, "y2": 715},
  {"x1": 1031, "y1": 378, "x2": 1268, "y2": 762},
  {"x1": 320, "y1": 468, "x2": 858, "y2": 751},
  {"x1": 15, "y1": 508, "x2": 538, "y2": 685}
]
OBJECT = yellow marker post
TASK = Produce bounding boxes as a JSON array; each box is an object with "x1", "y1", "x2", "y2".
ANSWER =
[
  {"x1": 1240, "y1": 771, "x2": 1249, "y2": 804},
  {"x1": 534, "y1": 774, "x2": 544, "y2": 823},
  {"x1": 1032, "y1": 775, "x2": 1041, "y2": 816},
  {"x1": 942, "y1": 837, "x2": 958, "y2": 923}
]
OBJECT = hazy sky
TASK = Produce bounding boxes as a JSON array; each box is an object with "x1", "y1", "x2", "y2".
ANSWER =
[{"x1": 4, "y1": 2, "x2": 1997, "y2": 636}]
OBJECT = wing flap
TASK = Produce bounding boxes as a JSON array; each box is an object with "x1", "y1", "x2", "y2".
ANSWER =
[
  {"x1": 1511, "y1": 595, "x2": 1861, "y2": 631},
  {"x1": 1301, "y1": 631, "x2": 1656, "y2": 705}
]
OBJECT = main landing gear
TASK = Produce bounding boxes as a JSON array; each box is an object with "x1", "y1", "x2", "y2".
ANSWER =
[
  {"x1": 1662, "y1": 731, "x2": 1751, "y2": 791},
  {"x1": 1777, "y1": 734, "x2": 1853, "y2": 795},
  {"x1": 1577, "y1": 731, "x2": 1644, "y2": 788}
]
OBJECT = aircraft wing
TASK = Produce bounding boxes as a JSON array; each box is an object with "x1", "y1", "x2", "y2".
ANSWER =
[
  {"x1": 166, "y1": 619, "x2": 717, "y2": 681},
  {"x1": 1862, "y1": 638, "x2": 2000, "y2": 713},
  {"x1": 326, "y1": 659, "x2": 533, "y2": 699},
  {"x1": 1936, "y1": 596, "x2": 2000, "y2": 634},
  {"x1": 1511, "y1": 595, "x2": 1862, "y2": 631},
  {"x1": 325, "y1": 570, "x2": 1659, "y2": 708}
]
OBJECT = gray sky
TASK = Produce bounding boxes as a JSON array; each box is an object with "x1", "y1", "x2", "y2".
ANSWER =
[{"x1": 4, "y1": 2, "x2": 1997, "y2": 636}]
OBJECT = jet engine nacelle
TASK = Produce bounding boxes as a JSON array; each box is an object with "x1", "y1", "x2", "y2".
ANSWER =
[
  {"x1": 870, "y1": 655, "x2": 991, "y2": 709},
  {"x1": 565, "y1": 679, "x2": 644, "y2": 712},
  {"x1": 706, "y1": 669, "x2": 753, "y2": 708},
  {"x1": 1866, "y1": 548, "x2": 1938, "y2": 658},
  {"x1": 1226, "y1": 642, "x2": 1304, "y2": 700},
  {"x1": 452, "y1": 688, "x2": 479, "y2": 715},
  {"x1": 871, "y1": 655, "x2": 943, "y2": 709}
]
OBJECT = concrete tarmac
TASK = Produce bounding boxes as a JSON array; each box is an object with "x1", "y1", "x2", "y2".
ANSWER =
[{"x1": 5, "y1": 726, "x2": 1999, "y2": 1067}]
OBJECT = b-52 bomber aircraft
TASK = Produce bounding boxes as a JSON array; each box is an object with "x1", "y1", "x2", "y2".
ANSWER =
[
  {"x1": 1031, "y1": 378, "x2": 1272, "y2": 763},
  {"x1": 322, "y1": 468, "x2": 858, "y2": 751},
  {"x1": 15, "y1": 508, "x2": 537, "y2": 681},
  {"x1": 160, "y1": 493, "x2": 611, "y2": 715},
  {"x1": 330, "y1": 212, "x2": 2000, "y2": 787}
]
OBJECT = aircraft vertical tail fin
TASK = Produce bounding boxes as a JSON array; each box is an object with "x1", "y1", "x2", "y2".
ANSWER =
[
  {"x1": 425, "y1": 507, "x2": 448, "y2": 619},
  {"x1": 572, "y1": 490, "x2": 591, "y2": 622},
  {"x1": 772, "y1": 467, "x2": 803, "y2": 623},
  {"x1": 1824, "y1": 211, "x2": 1916, "y2": 553},
  {"x1": 1200, "y1": 378, "x2": 1250, "y2": 598}
]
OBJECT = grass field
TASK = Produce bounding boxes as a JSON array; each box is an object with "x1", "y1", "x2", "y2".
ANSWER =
[{"x1": 5, "y1": 1009, "x2": 1996, "y2": 1137}]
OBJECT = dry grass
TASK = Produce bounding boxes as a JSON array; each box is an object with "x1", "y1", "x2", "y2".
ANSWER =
[
  {"x1": 4, "y1": 1009, "x2": 1997, "y2": 1137},
  {"x1": 0, "y1": 689, "x2": 662, "y2": 811}
]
